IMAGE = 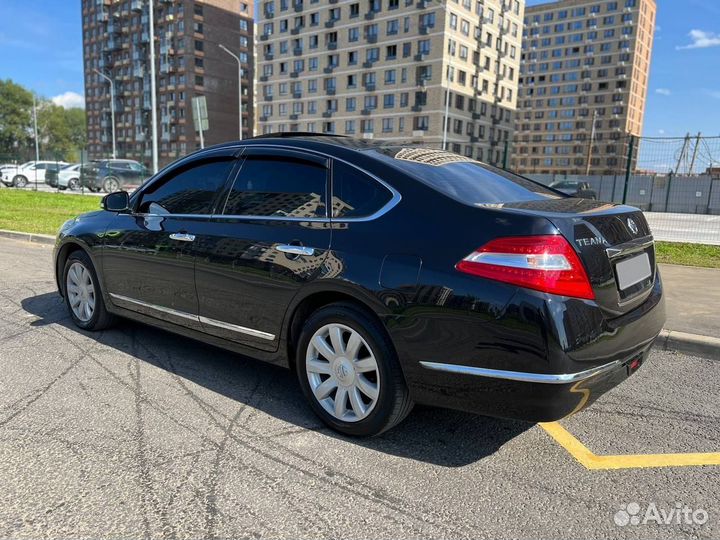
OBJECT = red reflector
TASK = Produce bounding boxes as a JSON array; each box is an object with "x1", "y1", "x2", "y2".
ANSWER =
[
  {"x1": 456, "y1": 235, "x2": 595, "y2": 300},
  {"x1": 630, "y1": 358, "x2": 641, "y2": 371}
]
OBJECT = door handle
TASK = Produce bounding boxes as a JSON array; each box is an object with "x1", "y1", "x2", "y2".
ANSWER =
[
  {"x1": 276, "y1": 244, "x2": 315, "y2": 256},
  {"x1": 169, "y1": 233, "x2": 196, "y2": 242}
]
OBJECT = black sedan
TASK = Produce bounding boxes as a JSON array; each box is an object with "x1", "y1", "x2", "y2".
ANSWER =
[{"x1": 54, "y1": 135, "x2": 665, "y2": 436}]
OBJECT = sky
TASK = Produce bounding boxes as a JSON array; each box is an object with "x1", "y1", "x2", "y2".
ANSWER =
[{"x1": 0, "y1": 0, "x2": 719, "y2": 137}]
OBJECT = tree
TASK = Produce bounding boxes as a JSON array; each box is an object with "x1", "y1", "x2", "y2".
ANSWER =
[
  {"x1": 0, "y1": 79, "x2": 33, "y2": 159},
  {"x1": 38, "y1": 103, "x2": 87, "y2": 162}
]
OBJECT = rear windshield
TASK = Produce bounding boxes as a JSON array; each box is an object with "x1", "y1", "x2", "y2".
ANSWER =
[{"x1": 372, "y1": 148, "x2": 561, "y2": 205}]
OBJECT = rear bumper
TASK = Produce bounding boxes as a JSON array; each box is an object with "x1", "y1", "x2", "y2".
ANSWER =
[
  {"x1": 393, "y1": 270, "x2": 665, "y2": 422},
  {"x1": 412, "y1": 344, "x2": 653, "y2": 422}
]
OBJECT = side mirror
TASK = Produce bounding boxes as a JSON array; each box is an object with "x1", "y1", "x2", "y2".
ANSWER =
[{"x1": 102, "y1": 191, "x2": 130, "y2": 212}]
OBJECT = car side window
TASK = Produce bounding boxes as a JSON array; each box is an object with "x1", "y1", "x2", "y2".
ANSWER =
[
  {"x1": 137, "y1": 157, "x2": 235, "y2": 215},
  {"x1": 222, "y1": 156, "x2": 327, "y2": 218},
  {"x1": 331, "y1": 161, "x2": 393, "y2": 218}
]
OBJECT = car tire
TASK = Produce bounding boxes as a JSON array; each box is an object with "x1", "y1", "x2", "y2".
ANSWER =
[
  {"x1": 102, "y1": 176, "x2": 120, "y2": 193},
  {"x1": 295, "y1": 303, "x2": 413, "y2": 436},
  {"x1": 13, "y1": 175, "x2": 28, "y2": 188},
  {"x1": 68, "y1": 178, "x2": 80, "y2": 191},
  {"x1": 63, "y1": 250, "x2": 115, "y2": 331}
]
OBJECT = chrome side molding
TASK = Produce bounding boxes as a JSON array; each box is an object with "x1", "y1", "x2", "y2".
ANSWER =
[
  {"x1": 418, "y1": 360, "x2": 622, "y2": 384},
  {"x1": 108, "y1": 293, "x2": 275, "y2": 341}
]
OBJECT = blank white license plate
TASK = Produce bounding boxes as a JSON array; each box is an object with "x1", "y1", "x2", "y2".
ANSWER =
[{"x1": 616, "y1": 252, "x2": 652, "y2": 290}]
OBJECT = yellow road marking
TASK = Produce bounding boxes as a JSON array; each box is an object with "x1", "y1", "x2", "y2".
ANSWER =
[{"x1": 540, "y1": 422, "x2": 720, "y2": 470}]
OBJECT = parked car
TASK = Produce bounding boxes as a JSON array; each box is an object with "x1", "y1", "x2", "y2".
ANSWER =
[
  {"x1": 1, "y1": 160, "x2": 69, "y2": 188},
  {"x1": 549, "y1": 180, "x2": 598, "y2": 200},
  {"x1": 80, "y1": 159, "x2": 151, "y2": 193},
  {"x1": 54, "y1": 135, "x2": 665, "y2": 436},
  {"x1": 46, "y1": 164, "x2": 82, "y2": 191}
]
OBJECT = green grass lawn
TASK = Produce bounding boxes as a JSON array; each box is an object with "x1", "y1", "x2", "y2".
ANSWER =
[
  {"x1": 1, "y1": 189, "x2": 719, "y2": 268},
  {"x1": 0, "y1": 190, "x2": 101, "y2": 236},
  {"x1": 655, "y1": 241, "x2": 720, "y2": 269}
]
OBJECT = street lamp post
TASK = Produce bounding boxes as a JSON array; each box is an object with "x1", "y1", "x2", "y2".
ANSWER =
[
  {"x1": 219, "y1": 44, "x2": 244, "y2": 140},
  {"x1": 442, "y1": 62, "x2": 453, "y2": 151},
  {"x1": 148, "y1": 0, "x2": 159, "y2": 173},
  {"x1": 93, "y1": 69, "x2": 116, "y2": 159}
]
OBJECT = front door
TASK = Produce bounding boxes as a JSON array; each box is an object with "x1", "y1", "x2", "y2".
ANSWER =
[
  {"x1": 102, "y1": 152, "x2": 238, "y2": 329},
  {"x1": 193, "y1": 147, "x2": 332, "y2": 351}
]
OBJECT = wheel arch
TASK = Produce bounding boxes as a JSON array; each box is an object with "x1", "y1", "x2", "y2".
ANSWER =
[
  {"x1": 284, "y1": 288, "x2": 395, "y2": 372},
  {"x1": 55, "y1": 240, "x2": 99, "y2": 297}
]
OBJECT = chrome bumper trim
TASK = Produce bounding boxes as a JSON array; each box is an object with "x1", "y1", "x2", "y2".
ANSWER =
[
  {"x1": 418, "y1": 360, "x2": 622, "y2": 384},
  {"x1": 109, "y1": 293, "x2": 275, "y2": 341}
]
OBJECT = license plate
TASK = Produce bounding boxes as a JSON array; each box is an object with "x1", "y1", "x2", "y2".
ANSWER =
[{"x1": 615, "y1": 252, "x2": 652, "y2": 290}]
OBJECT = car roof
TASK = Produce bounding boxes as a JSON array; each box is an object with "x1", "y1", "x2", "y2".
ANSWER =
[{"x1": 206, "y1": 134, "x2": 486, "y2": 168}]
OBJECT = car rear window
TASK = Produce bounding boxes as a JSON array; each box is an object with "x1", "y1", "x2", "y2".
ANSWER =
[{"x1": 373, "y1": 148, "x2": 560, "y2": 205}]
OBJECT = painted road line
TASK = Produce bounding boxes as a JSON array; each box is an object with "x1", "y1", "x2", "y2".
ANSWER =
[{"x1": 540, "y1": 422, "x2": 720, "y2": 470}]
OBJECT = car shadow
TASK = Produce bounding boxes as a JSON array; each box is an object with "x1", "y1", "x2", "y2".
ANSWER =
[{"x1": 21, "y1": 291, "x2": 532, "y2": 467}]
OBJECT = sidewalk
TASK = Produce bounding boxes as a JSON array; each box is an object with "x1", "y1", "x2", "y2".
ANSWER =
[
  {"x1": 660, "y1": 264, "x2": 720, "y2": 338},
  {"x1": 657, "y1": 263, "x2": 720, "y2": 359}
]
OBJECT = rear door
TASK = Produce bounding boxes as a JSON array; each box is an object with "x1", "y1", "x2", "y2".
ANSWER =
[{"x1": 193, "y1": 147, "x2": 331, "y2": 351}]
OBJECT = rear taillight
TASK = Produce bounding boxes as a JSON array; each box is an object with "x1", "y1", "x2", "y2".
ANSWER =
[{"x1": 456, "y1": 235, "x2": 595, "y2": 300}]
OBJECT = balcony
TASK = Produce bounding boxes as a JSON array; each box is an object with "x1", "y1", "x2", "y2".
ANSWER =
[
  {"x1": 260, "y1": 34, "x2": 269, "y2": 41},
  {"x1": 291, "y1": 27, "x2": 301, "y2": 35},
  {"x1": 293, "y1": 47, "x2": 303, "y2": 56},
  {"x1": 289, "y1": 114, "x2": 299, "y2": 120},
  {"x1": 133, "y1": 65, "x2": 144, "y2": 78},
  {"x1": 360, "y1": 109, "x2": 372, "y2": 115},
  {"x1": 411, "y1": 105, "x2": 423, "y2": 112},
  {"x1": 264, "y1": 10, "x2": 274, "y2": 18},
  {"x1": 96, "y1": 10, "x2": 109, "y2": 22},
  {"x1": 363, "y1": 82, "x2": 376, "y2": 91},
  {"x1": 322, "y1": 111, "x2": 333, "y2": 118},
  {"x1": 325, "y1": 88, "x2": 336, "y2": 96},
  {"x1": 326, "y1": 41, "x2": 337, "y2": 50},
  {"x1": 263, "y1": 95, "x2": 273, "y2": 102},
  {"x1": 323, "y1": 66, "x2": 335, "y2": 74},
  {"x1": 365, "y1": 11, "x2": 376, "y2": 20},
  {"x1": 264, "y1": 53, "x2": 274, "y2": 61},
  {"x1": 325, "y1": 20, "x2": 335, "y2": 28},
  {"x1": 259, "y1": 75, "x2": 269, "y2": 82},
  {"x1": 293, "y1": 92, "x2": 302, "y2": 99},
  {"x1": 365, "y1": 34, "x2": 377, "y2": 43},
  {"x1": 294, "y1": 3, "x2": 304, "y2": 12},
  {"x1": 290, "y1": 71, "x2": 299, "y2": 78},
  {"x1": 131, "y1": 0, "x2": 143, "y2": 11},
  {"x1": 362, "y1": 61, "x2": 375, "y2": 69}
]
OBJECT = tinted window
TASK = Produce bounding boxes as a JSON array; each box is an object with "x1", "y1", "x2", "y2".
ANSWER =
[
  {"x1": 138, "y1": 158, "x2": 234, "y2": 214},
  {"x1": 223, "y1": 156, "x2": 327, "y2": 218},
  {"x1": 376, "y1": 149, "x2": 558, "y2": 205},
  {"x1": 332, "y1": 161, "x2": 392, "y2": 218}
]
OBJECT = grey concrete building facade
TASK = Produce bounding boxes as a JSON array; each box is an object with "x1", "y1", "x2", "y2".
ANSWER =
[
  {"x1": 512, "y1": 0, "x2": 656, "y2": 175},
  {"x1": 256, "y1": 0, "x2": 524, "y2": 166}
]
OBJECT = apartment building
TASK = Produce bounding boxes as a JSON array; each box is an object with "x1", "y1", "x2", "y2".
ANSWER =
[
  {"x1": 82, "y1": 0, "x2": 254, "y2": 168},
  {"x1": 256, "y1": 0, "x2": 524, "y2": 166},
  {"x1": 512, "y1": 0, "x2": 656, "y2": 175}
]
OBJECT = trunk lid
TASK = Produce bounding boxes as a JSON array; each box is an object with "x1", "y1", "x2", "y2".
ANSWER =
[{"x1": 498, "y1": 197, "x2": 656, "y2": 316}]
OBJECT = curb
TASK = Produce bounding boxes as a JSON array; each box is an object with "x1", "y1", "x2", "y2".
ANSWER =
[
  {"x1": 0, "y1": 228, "x2": 719, "y2": 360},
  {"x1": 0, "y1": 229, "x2": 55, "y2": 246},
  {"x1": 655, "y1": 329, "x2": 720, "y2": 361}
]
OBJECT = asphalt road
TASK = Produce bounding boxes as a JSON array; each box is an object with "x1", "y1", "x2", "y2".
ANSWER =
[
  {"x1": 0, "y1": 237, "x2": 718, "y2": 539},
  {"x1": 644, "y1": 212, "x2": 720, "y2": 246}
]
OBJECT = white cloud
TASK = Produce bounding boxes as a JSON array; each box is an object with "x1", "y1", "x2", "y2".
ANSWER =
[
  {"x1": 51, "y1": 91, "x2": 85, "y2": 109},
  {"x1": 655, "y1": 88, "x2": 671, "y2": 96},
  {"x1": 706, "y1": 90, "x2": 720, "y2": 100},
  {"x1": 658, "y1": 129, "x2": 666, "y2": 135},
  {"x1": 676, "y1": 29, "x2": 720, "y2": 50}
]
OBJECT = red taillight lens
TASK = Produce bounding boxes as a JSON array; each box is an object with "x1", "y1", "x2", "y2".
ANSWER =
[{"x1": 456, "y1": 235, "x2": 595, "y2": 300}]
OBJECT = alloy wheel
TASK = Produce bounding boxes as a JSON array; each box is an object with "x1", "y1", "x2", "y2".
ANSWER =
[
  {"x1": 305, "y1": 323, "x2": 380, "y2": 422},
  {"x1": 66, "y1": 262, "x2": 96, "y2": 322}
]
